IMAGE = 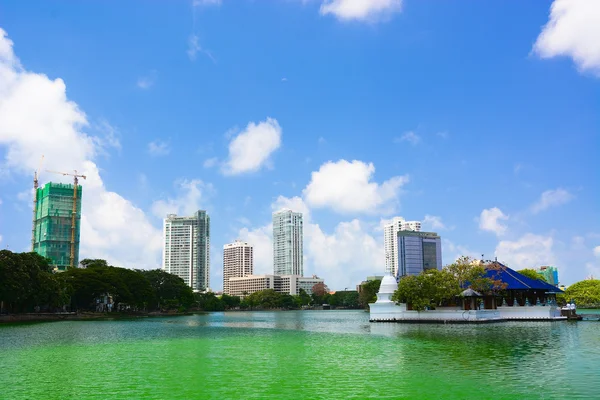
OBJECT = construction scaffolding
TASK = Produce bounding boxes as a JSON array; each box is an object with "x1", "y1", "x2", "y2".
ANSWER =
[{"x1": 32, "y1": 182, "x2": 83, "y2": 271}]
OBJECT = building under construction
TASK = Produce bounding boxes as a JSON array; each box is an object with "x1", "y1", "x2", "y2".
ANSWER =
[{"x1": 32, "y1": 182, "x2": 83, "y2": 271}]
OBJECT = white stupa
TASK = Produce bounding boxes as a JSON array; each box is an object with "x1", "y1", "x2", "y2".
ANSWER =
[{"x1": 376, "y1": 275, "x2": 398, "y2": 303}]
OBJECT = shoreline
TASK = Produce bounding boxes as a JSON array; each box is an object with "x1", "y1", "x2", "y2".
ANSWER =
[{"x1": 0, "y1": 311, "x2": 201, "y2": 324}]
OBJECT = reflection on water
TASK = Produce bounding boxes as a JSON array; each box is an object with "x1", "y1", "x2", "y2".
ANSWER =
[{"x1": 0, "y1": 310, "x2": 598, "y2": 399}]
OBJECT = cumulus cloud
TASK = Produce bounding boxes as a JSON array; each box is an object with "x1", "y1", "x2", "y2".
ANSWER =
[
  {"x1": 533, "y1": 0, "x2": 600, "y2": 77},
  {"x1": 203, "y1": 157, "x2": 218, "y2": 168},
  {"x1": 0, "y1": 27, "x2": 162, "y2": 269},
  {"x1": 151, "y1": 179, "x2": 212, "y2": 219},
  {"x1": 495, "y1": 233, "x2": 555, "y2": 270},
  {"x1": 222, "y1": 117, "x2": 282, "y2": 175},
  {"x1": 531, "y1": 188, "x2": 573, "y2": 214},
  {"x1": 478, "y1": 207, "x2": 508, "y2": 236},
  {"x1": 147, "y1": 139, "x2": 171, "y2": 156},
  {"x1": 319, "y1": 0, "x2": 402, "y2": 22},
  {"x1": 303, "y1": 159, "x2": 408, "y2": 214}
]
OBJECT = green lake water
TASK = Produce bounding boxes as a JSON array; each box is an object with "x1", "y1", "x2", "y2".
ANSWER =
[{"x1": 1, "y1": 310, "x2": 599, "y2": 399}]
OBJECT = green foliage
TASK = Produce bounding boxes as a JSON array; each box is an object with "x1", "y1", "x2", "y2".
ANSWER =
[
  {"x1": 358, "y1": 279, "x2": 381, "y2": 309},
  {"x1": 0, "y1": 250, "x2": 70, "y2": 313},
  {"x1": 391, "y1": 257, "x2": 507, "y2": 311},
  {"x1": 518, "y1": 268, "x2": 547, "y2": 282},
  {"x1": 311, "y1": 282, "x2": 330, "y2": 305},
  {"x1": 0, "y1": 250, "x2": 195, "y2": 314},
  {"x1": 328, "y1": 291, "x2": 360, "y2": 308},
  {"x1": 565, "y1": 280, "x2": 600, "y2": 307},
  {"x1": 194, "y1": 292, "x2": 242, "y2": 311}
]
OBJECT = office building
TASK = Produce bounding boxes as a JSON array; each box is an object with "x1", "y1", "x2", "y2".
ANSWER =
[
  {"x1": 397, "y1": 231, "x2": 442, "y2": 278},
  {"x1": 384, "y1": 217, "x2": 422, "y2": 276},
  {"x1": 162, "y1": 210, "x2": 210, "y2": 292},
  {"x1": 273, "y1": 209, "x2": 304, "y2": 276},
  {"x1": 223, "y1": 240, "x2": 253, "y2": 295},
  {"x1": 535, "y1": 266, "x2": 559, "y2": 286},
  {"x1": 32, "y1": 182, "x2": 82, "y2": 271},
  {"x1": 227, "y1": 274, "x2": 324, "y2": 298}
]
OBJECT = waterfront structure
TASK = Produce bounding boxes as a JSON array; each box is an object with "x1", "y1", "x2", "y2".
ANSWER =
[
  {"x1": 384, "y1": 217, "x2": 422, "y2": 276},
  {"x1": 162, "y1": 211, "x2": 210, "y2": 292},
  {"x1": 273, "y1": 209, "x2": 304, "y2": 276},
  {"x1": 228, "y1": 274, "x2": 324, "y2": 298},
  {"x1": 32, "y1": 182, "x2": 82, "y2": 271},
  {"x1": 396, "y1": 231, "x2": 442, "y2": 278},
  {"x1": 223, "y1": 240, "x2": 253, "y2": 295},
  {"x1": 370, "y1": 264, "x2": 565, "y2": 323},
  {"x1": 535, "y1": 266, "x2": 559, "y2": 286}
]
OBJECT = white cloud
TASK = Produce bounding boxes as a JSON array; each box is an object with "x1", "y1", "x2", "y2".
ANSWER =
[
  {"x1": 533, "y1": 0, "x2": 600, "y2": 77},
  {"x1": 531, "y1": 188, "x2": 573, "y2": 214},
  {"x1": 495, "y1": 233, "x2": 555, "y2": 270},
  {"x1": 478, "y1": 207, "x2": 508, "y2": 236},
  {"x1": 319, "y1": 0, "x2": 402, "y2": 22},
  {"x1": 423, "y1": 215, "x2": 447, "y2": 231},
  {"x1": 222, "y1": 117, "x2": 282, "y2": 175},
  {"x1": 594, "y1": 246, "x2": 600, "y2": 258},
  {"x1": 0, "y1": 28, "x2": 162, "y2": 269},
  {"x1": 238, "y1": 224, "x2": 273, "y2": 276},
  {"x1": 187, "y1": 34, "x2": 216, "y2": 63},
  {"x1": 303, "y1": 159, "x2": 409, "y2": 214},
  {"x1": 147, "y1": 139, "x2": 171, "y2": 156},
  {"x1": 151, "y1": 179, "x2": 211, "y2": 219},
  {"x1": 203, "y1": 157, "x2": 218, "y2": 168},
  {"x1": 137, "y1": 70, "x2": 157, "y2": 89},
  {"x1": 396, "y1": 131, "x2": 420, "y2": 145}
]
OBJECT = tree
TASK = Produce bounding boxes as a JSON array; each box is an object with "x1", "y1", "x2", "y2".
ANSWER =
[
  {"x1": 359, "y1": 279, "x2": 381, "y2": 309},
  {"x1": 564, "y1": 279, "x2": 600, "y2": 307},
  {"x1": 139, "y1": 269, "x2": 194, "y2": 310},
  {"x1": 311, "y1": 282, "x2": 330, "y2": 305},
  {"x1": 295, "y1": 288, "x2": 311, "y2": 307},
  {"x1": 518, "y1": 268, "x2": 547, "y2": 282}
]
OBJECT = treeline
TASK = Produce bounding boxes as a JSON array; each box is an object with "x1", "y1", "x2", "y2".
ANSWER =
[{"x1": 0, "y1": 251, "x2": 193, "y2": 313}]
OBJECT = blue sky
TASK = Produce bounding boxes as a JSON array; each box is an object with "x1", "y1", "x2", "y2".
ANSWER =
[{"x1": 0, "y1": 0, "x2": 598, "y2": 290}]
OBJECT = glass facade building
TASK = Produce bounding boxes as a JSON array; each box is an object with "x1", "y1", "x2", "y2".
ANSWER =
[
  {"x1": 397, "y1": 231, "x2": 442, "y2": 279},
  {"x1": 272, "y1": 209, "x2": 303, "y2": 276}
]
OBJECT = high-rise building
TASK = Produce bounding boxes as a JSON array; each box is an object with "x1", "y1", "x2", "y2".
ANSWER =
[
  {"x1": 384, "y1": 217, "x2": 422, "y2": 276},
  {"x1": 32, "y1": 182, "x2": 82, "y2": 271},
  {"x1": 223, "y1": 240, "x2": 253, "y2": 295},
  {"x1": 397, "y1": 231, "x2": 442, "y2": 278},
  {"x1": 162, "y1": 210, "x2": 210, "y2": 292},
  {"x1": 228, "y1": 274, "x2": 324, "y2": 298},
  {"x1": 535, "y1": 266, "x2": 559, "y2": 286},
  {"x1": 272, "y1": 209, "x2": 303, "y2": 276}
]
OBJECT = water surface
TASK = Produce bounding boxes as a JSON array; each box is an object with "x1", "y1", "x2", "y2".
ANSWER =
[{"x1": 1, "y1": 311, "x2": 598, "y2": 399}]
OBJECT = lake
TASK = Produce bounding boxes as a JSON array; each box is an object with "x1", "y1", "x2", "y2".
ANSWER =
[{"x1": 1, "y1": 310, "x2": 598, "y2": 399}]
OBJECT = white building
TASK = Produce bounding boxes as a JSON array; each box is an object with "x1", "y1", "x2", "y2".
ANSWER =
[
  {"x1": 273, "y1": 209, "x2": 304, "y2": 276},
  {"x1": 227, "y1": 274, "x2": 324, "y2": 298},
  {"x1": 223, "y1": 240, "x2": 253, "y2": 295},
  {"x1": 162, "y1": 211, "x2": 210, "y2": 292},
  {"x1": 397, "y1": 231, "x2": 442, "y2": 278},
  {"x1": 384, "y1": 217, "x2": 422, "y2": 276}
]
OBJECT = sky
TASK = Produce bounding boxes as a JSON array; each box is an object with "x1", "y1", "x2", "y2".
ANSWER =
[{"x1": 0, "y1": 0, "x2": 598, "y2": 291}]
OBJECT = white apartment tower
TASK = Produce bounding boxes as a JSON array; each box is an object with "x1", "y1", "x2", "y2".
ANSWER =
[
  {"x1": 223, "y1": 240, "x2": 253, "y2": 295},
  {"x1": 162, "y1": 210, "x2": 210, "y2": 292},
  {"x1": 273, "y1": 209, "x2": 304, "y2": 276},
  {"x1": 384, "y1": 217, "x2": 421, "y2": 276}
]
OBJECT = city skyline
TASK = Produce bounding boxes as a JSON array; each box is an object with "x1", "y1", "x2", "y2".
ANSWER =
[{"x1": 0, "y1": 1, "x2": 598, "y2": 291}]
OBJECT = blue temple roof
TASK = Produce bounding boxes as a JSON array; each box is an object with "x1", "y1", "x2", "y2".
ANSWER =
[{"x1": 485, "y1": 262, "x2": 564, "y2": 292}]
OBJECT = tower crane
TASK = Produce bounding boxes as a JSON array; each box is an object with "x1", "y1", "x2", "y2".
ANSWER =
[
  {"x1": 45, "y1": 169, "x2": 87, "y2": 269},
  {"x1": 31, "y1": 155, "x2": 44, "y2": 251}
]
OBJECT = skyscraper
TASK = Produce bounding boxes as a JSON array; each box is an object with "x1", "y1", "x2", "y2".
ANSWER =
[
  {"x1": 272, "y1": 209, "x2": 303, "y2": 276},
  {"x1": 384, "y1": 217, "x2": 422, "y2": 276},
  {"x1": 223, "y1": 240, "x2": 253, "y2": 295},
  {"x1": 162, "y1": 210, "x2": 210, "y2": 291},
  {"x1": 397, "y1": 231, "x2": 442, "y2": 278},
  {"x1": 32, "y1": 182, "x2": 82, "y2": 271}
]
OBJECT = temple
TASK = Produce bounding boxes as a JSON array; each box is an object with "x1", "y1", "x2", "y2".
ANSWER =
[{"x1": 370, "y1": 262, "x2": 566, "y2": 323}]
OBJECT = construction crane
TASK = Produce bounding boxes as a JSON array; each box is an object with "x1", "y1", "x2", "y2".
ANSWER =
[
  {"x1": 31, "y1": 155, "x2": 44, "y2": 251},
  {"x1": 45, "y1": 169, "x2": 86, "y2": 269}
]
